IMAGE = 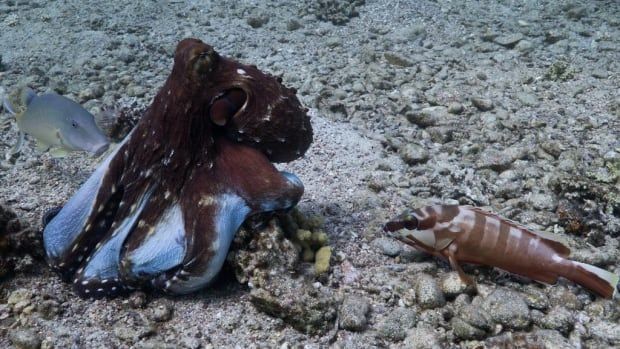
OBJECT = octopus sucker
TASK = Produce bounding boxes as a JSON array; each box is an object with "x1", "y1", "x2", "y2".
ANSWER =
[{"x1": 42, "y1": 38, "x2": 312, "y2": 297}]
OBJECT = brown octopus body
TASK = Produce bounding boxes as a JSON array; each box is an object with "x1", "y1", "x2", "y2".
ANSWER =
[{"x1": 42, "y1": 38, "x2": 312, "y2": 297}]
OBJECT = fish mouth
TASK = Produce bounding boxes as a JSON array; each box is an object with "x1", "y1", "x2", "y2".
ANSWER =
[{"x1": 92, "y1": 143, "x2": 110, "y2": 157}]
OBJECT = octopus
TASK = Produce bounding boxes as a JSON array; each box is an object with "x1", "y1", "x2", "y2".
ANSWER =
[{"x1": 42, "y1": 38, "x2": 313, "y2": 297}]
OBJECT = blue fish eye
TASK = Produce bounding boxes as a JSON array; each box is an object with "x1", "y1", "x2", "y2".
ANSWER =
[{"x1": 71, "y1": 120, "x2": 78, "y2": 128}]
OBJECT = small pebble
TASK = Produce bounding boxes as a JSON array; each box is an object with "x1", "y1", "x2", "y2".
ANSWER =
[
  {"x1": 399, "y1": 143, "x2": 430, "y2": 166},
  {"x1": 9, "y1": 328, "x2": 41, "y2": 349},
  {"x1": 471, "y1": 97, "x2": 494, "y2": 111},
  {"x1": 537, "y1": 306, "x2": 573, "y2": 334},
  {"x1": 149, "y1": 303, "x2": 173, "y2": 322},
  {"x1": 339, "y1": 295, "x2": 370, "y2": 331},
  {"x1": 403, "y1": 325, "x2": 445, "y2": 349},
  {"x1": 451, "y1": 316, "x2": 486, "y2": 340},
  {"x1": 372, "y1": 237, "x2": 401, "y2": 257},
  {"x1": 481, "y1": 288, "x2": 531, "y2": 330},
  {"x1": 440, "y1": 272, "x2": 468, "y2": 297},
  {"x1": 588, "y1": 320, "x2": 620, "y2": 344},
  {"x1": 376, "y1": 307, "x2": 418, "y2": 341},
  {"x1": 415, "y1": 273, "x2": 446, "y2": 309}
]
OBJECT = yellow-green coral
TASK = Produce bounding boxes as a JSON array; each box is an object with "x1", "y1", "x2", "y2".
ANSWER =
[
  {"x1": 285, "y1": 209, "x2": 332, "y2": 273},
  {"x1": 295, "y1": 229, "x2": 330, "y2": 263},
  {"x1": 314, "y1": 246, "x2": 332, "y2": 274}
]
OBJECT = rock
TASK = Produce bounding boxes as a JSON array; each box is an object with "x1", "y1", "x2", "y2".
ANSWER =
[
  {"x1": 286, "y1": 19, "x2": 302, "y2": 31},
  {"x1": 485, "y1": 329, "x2": 571, "y2": 348},
  {"x1": 588, "y1": 320, "x2": 620, "y2": 344},
  {"x1": 516, "y1": 92, "x2": 538, "y2": 106},
  {"x1": 37, "y1": 299, "x2": 60, "y2": 320},
  {"x1": 384, "y1": 52, "x2": 413, "y2": 67},
  {"x1": 9, "y1": 328, "x2": 42, "y2": 349},
  {"x1": 246, "y1": 12, "x2": 269, "y2": 28},
  {"x1": 471, "y1": 97, "x2": 494, "y2": 111},
  {"x1": 403, "y1": 325, "x2": 445, "y2": 349},
  {"x1": 7, "y1": 289, "x2": 33, "y2": 308},
  {"x1": 477, "y1": 148, "x2": 515, "y2": 171},
  {"x1": 415, "y1": 273, "x2": 445, "y2": 309},
  {"x1": 494, "y1": 33, "x2": 524, "y2": 48},
  {"x1": 406, "y1": 106, "x2": 449, "y2": 128},
  {"x1": 376, "y1": 307, "x2": 418, "y2": 341},
  {"x1": 537, "y1": 306, "x2": 573, "y2": 334},
  {"x1": 149, "y1": 302, "x2": 173, "y2": 322},
  {"x1": 251, "y1": 281, "x2": 337, "y2": 334},
  {"x1": 544, "y1": 30, "x2": 566, "y2": 44},
  {"x1": 458, "y1": 304, "x2": 493, "y2": 332},
  {"x1": 113, "y1": 320, "x2": 155, "y2": 342},
  {"x1": 339, "y1": 295, "x2": 370, "y2": 331},
  {"x1": 128, "y1": 291, "x2": 148, "y2": 309},
  {"x1": 78, "y1": 87, "x2": 96, "y2": 102},
  {"x1": 230, "y1": 219, "x2": 337, "y2": 334},
  {"x1": 440, "y1": 272, "x2": 469, "y2": 297},
  {"x1": 311, "y1": 0, "x2": 365, "y2": 25},
  {"x1": 135, "y1": 339, "x2": 177, "y2": 349},
  {"x1": 399, "y1": 143, "x2": 429, "y2": 166},
  {"x1": 481, "y1": 288, "x2": 531, "y2": 330},
  {"x1": 372, "y1": 237, "x2": 401, "y2": 257},
  {"x1": 522, "y1": 286, "x2": 550, "y2": 310},
  {"x1": 591, "y1": 69, "x2": 608, "y2": 79},
  {"x1": 515, "y1": 40, "x2": 535, "y2": 53},
  {"x1": 447, "y1": 102, "x2": 464, "y2": 115},
  {"x1": 527, "y1": 192, "x2": 557, "y2": 211},
  {"x1": 548, "y1": 287, "x2": 582, "y2": 310},
  {"x1": 584, "y1": 299, "x2": 619, "y2": 320},
  {"x1": 451, "y1": 316, "x2": 486, "y2": 340}
]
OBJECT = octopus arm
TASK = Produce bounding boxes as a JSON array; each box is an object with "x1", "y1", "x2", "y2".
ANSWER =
[
  {"x1": 143, "y1": 139, "x2": 303, "y2": 294},
  {"x1": 71, "y1": 185, "x2": 155, "y2": 297},
  {"x1": 43, "y1": 139, "x2": 127, "y2": 275}
]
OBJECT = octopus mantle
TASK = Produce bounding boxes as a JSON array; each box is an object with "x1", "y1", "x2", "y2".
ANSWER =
[{"x1": 42, "y1": 38, "x2": 312, "y2": 297}]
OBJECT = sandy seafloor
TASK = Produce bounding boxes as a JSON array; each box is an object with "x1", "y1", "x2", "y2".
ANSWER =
[{"x1": 1, "y1": 0, "x2": 620, "y2": 348}]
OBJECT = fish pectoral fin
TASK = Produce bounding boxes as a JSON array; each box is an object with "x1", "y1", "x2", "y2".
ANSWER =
[
  {"x1": 445, "y1": 244, "x2": 477, "y2": 287},
  {"x1": 49, "y1": 148, "x2": 70, "y2": 158},
  {"x1": 35, "y1": 140, "x2": 50, "y2": 152}
]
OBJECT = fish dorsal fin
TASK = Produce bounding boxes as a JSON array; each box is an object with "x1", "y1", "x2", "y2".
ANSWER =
[
  {"x1": 21, "y1": 88, "x2": 37, "y2": 106},
  {"x1": 464, "y1": 206, "x2": 571, "y2": 257},
  {"x1": 529, "y1": 229, "x2": 571, "y2": 256},
  {"x1": 4, "y1": 86, "x2": 34, "y2": 116}
]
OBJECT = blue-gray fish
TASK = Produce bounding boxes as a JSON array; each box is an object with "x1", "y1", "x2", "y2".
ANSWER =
[{"x1": 3, "y1": 87, "x2": 109, "y2": 157}]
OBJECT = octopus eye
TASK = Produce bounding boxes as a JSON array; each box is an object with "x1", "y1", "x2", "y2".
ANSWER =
[
  {"x1": 403, "y1": 217, "x2": 419, "y2": 230},
  {"x1": 193, "y1": 49, "x2": 219, "y2": 77}
]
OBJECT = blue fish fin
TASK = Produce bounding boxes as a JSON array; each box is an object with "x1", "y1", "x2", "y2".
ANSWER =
[
  {"x1": 22, "y1": 88, "x2": 36, "y2": 106},
  {"x1": 9, "y1": 131, "x2": 24, "y2": 155},
  {"x1": 2, "y1": 95, "x2": 16, "y2": 115}
]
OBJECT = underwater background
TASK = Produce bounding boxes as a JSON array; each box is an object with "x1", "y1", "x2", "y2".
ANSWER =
[{"x1": 1, "y1": 0, "x2": 619, "y2": 348}]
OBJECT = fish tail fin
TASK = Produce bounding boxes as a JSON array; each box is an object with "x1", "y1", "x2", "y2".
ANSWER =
[
  {"x1": 562, "y1": 261, "x2": 619, "y2": 299},
  {"x1": 2, "y1": 95, "x2": 16, "y2": 115},
  {"x1": 2, "y1": 87, "x2": 35, "y2": 115}
]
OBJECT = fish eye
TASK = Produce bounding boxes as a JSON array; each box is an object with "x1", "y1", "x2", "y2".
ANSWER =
[{"x1": 71, "y1": 120, "x2": 79, "y2": 128}]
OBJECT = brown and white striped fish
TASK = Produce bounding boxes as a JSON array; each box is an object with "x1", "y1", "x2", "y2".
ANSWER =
[{"x1": 384, "y1": 205, "x2": 619, "y2": 299}]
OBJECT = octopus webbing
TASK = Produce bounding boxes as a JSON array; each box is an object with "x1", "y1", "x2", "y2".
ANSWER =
[{"x1": 42, "y1": 38, "x2": 313, "y2": 297}]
